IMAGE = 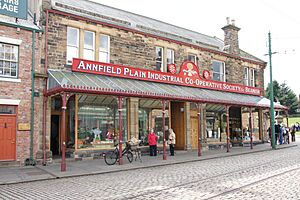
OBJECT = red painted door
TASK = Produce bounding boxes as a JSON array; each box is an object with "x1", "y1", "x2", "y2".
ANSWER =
[{"x1": 0, "y1": 116, "x2": 16, "y2": 161}]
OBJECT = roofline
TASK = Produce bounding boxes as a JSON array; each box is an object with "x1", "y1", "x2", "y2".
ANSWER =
[
  {"x1": 84, "y1": 0, "x2": 218, "y2": 42},
  {"x1": 47, "y1": 9, "x2": 266, "y2": 66}
]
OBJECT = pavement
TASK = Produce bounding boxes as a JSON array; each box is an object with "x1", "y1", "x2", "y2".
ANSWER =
[{"x1": 0, "y1": 142, "x2": 297, "y2": 185}]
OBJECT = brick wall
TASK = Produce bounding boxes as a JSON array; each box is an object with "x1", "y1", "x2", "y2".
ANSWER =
[{"x1": 0, "y1": 25, "x2": 43, "y2": 163}]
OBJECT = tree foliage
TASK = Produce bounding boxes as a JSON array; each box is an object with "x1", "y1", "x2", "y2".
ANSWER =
[{"x1": 264, "y1": 80, "x2": 298, "y2": 115}]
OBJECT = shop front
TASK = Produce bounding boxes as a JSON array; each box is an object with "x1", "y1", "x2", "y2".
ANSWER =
[{"x1": 46, "y1": 58, "x2": 286, "y2": 161}]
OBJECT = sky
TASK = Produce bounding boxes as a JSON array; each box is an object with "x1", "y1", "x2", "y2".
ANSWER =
[{"x1": 91, "y1": 0, "x2": 300, "y2": 95}]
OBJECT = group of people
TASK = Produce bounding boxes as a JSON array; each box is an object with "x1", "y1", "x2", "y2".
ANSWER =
[
  {"x1": 268, "y1": 122, "x2": 297, "y2": 145},
  {"x1": 148, "y1": 128, "x2": 176, "y2": 156}
]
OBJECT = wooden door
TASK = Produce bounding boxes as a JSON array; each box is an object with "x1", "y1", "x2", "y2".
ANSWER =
[
  {"x1": 171, "y1": 102, "x2": 185, "y2": 150},
  {"x1": 190, "y1": 117, "x2": 198, "y2": 149},
  {"x1": 0, "y1": 115, "x2": 16, "y2": 160}
]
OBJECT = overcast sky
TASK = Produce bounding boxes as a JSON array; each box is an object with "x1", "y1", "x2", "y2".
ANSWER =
[{"x1": 92, "y1": 0, "x2": 300, "y2": 95}]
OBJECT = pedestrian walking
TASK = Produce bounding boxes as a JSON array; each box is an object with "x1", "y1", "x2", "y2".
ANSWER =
[
  {"x1": 291, "y1": 125, "x2": 296, "y2": 142},
  {"x1": 148, "y1": 128, "x2": 158, "y2": 156},
  {"x1": 168, "y1": 128, "x2": 176, "y2": 156}
]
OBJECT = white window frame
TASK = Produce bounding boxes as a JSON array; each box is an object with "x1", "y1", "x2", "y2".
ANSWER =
[
  {"x1": 244, "y1": 67, "x2": 255, "y2": 86},
  {"x1": 155, "y1": 46, "x2": 164, "y2": 72},
  {"x1": 83, "y1": 30, "x2": 95, "y2": 60},
  {"x1": 212, "y1": 60, "x2": 225, "y2": 82},
  {"x1": 66, "y1": 27, "x2": 79, "y2": 65},
  {"x1": 249, "y1": 68, "x2": 255, "y2": 87},
  {"x1": 244, "y1": 67, "x2": 249, "y2": 86},
  {"x1": 188, "y1": 54, "x2": 196, "y2": 64},
  {"x1": 99, "y1": 34, "x2": 110, "y2": 63},
  {"x1": 0, "y1": 42, "x2": 19, "y2": 79},
  {"x1": 167, "y1": 49, "x2": 174, "y2": 65}
]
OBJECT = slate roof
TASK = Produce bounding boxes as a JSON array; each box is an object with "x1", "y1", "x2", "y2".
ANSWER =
[{"x1": 51, "y1": 0, "x2": 265, "y2": 64}]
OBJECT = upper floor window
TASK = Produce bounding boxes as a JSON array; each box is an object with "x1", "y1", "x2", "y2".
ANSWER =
[
  {"x1": 167, "y1": 49, "x2": 174, "y2": 65},
  {"x1": 99, "y1": 34, "x2": 110, "y2": 63},
  {"x1": 0, "y1": 43, "x2": 18, "y2": 78},
  {"x1": 67, "y1": 27, "x2": 79, "y2": 65},
  {"x1": 156, "y1": 46, "x2": 163, "y2": 71},
  {"x1": 244, "y1": 67, "x2": 249, "y2": 85},
  {"x1": 212, "y1": 60, "x2": 225, "y2": 82},
  {"x1": 244, "y1": 67, "x2": 255, "y2": 86},
  {"x1": 188, "y1": 54, "x2": 196, "y2": 64},
  {"x1": 84, "y1": 31, "x2": 95, "y2": 60}
]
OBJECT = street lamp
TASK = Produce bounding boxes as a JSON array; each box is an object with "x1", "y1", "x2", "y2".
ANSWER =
[{"x1": 268, "y1": 31, "x2": 276, "y2": 150}]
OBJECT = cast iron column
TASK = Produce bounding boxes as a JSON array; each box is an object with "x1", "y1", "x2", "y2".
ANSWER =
[
  {"x1": 60, "y1": 92, "x2": 68, "y2": 172},
  {"x1": 226, "y1": 105, "x2": 230, "y2": 153},
  {"x1": 197, "y1": 103, "x2": 202, "y2": 156},
  {"x1": 118, "y1": 96, "x2": 123, "y2": 165},
  {"x1": 162, "y1": 100, "x2": 167, "y2": 160},
  {"x1": 249, "y1": 108, "x2": 253, "y2": 149}
]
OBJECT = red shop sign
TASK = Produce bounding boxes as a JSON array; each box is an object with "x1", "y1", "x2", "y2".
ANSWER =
[{"x1": 72, "y1": 58, "x2": 262, "y2": 96}]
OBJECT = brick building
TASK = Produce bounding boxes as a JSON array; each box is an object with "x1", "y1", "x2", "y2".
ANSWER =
[
  {"x1": 0, "y1": 3, "x2": 43, "y2": 165},
  {"x1": 36, "y1": 0, "x2": 286, "y2": 163}
]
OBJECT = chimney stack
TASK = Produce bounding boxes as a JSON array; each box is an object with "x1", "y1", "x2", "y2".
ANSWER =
[{"x1": 222, "y1": 17, "x2": 240, "y2": 55}]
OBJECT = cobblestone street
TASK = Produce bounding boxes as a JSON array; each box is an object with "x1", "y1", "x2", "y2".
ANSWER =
[{"x1": 1, "y1": 143, "x2": 300, "y2": 200}]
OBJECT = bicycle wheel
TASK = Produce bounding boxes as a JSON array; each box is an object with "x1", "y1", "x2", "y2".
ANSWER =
[
  {"x1": 127, "y1": 151, "x2": 133, "y2": 163},
  {"x1": 104, "y1": 150, "x2": 118, "y2": 165}
]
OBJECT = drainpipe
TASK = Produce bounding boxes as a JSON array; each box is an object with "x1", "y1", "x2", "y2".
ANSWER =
[
  {"x1": 43, "y1": 10, "x2": 49, "y2": 166},
  {"x1": 29, "y1": 30, "x2": 36, "y2": 162}
]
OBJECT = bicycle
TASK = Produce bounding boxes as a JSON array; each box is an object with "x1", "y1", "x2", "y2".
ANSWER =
[{"x1": 104, "y1": 141, "x2": 133, "y2": 165}]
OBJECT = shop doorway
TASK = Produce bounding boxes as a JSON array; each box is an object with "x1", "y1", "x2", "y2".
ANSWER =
[
  {"x1": 0, "y1": 115, "x2": 16, "y2": 161},
  {"x1": 190, "y1": 116, "x2": 198, "y2": 149},
  {"x1": 171, "y1": 102, "x2": 185, "y2": 150},
  {"x1": 51, "y1": 115, "x2": 60, "y2": 156}
]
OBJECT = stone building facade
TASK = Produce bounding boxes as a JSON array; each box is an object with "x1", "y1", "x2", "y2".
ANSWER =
[{"x1": 32, "y1": 0, "x2": 284, "y2": 163}]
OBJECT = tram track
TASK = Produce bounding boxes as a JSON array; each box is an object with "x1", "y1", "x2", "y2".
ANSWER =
[
  {"x1": 124, "y1": 153, "x2": 300, "y2": 200},
  {"x1": 203, "y1": 165, "x2": 300, "y2": 200}
]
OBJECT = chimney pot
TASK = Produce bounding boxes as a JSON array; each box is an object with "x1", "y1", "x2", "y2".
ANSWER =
[
  {"x1": 231, "y1": 19, "x2": 235, "y2": 26},
  {"x1": 226, "y1": 17, "x2": 230, "y2": 25}
]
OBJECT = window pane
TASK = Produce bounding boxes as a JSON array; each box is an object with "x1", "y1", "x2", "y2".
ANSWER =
[
  {"x1": 0, "y1": 61, "x2": 3, "y2": 75},
  {"x1": 67, "y1": 27, "x2": 79, "y2": 46},
  {"x1": 99, "y1": 52, "x2": 109, "y2": 63},
  {"x1": 100, "y1": 35, "x2": 109, "y2": 50},
  {"x1": 84, "y1": 49, "x2": 95, "y2": 60},
  {"x1": 11, "y1": 46, "x2": 18, "y2": 61},
  {"x1": 188, "y1": 55, "x2": 196, "y2": 63},
  {"x1": 4, "y1": 44, "x2": 11, "y2": 60},
  {"x1": 67, "y1": 46, "x2": 79, "y2": 64},
  {"x1": 84, "y1": 31, "x2": 94, "y2": 49},
  {"x1": 0, "y1": 105, "x2": 16, "y2": 114},
  {"x1": 212, "y1": 61, "x2": 225, "y2": 81},
  {"x1": 212, "y1": 62, "x2": 220, "y2": 73},
  {"x1": 167, "y1": 49, "x2": 174, "y2": 64},
  {"x1": 156, "y1": 47, "x2": 163, "y2": 71},
  {"x1": 0, "y1": 44, "x2": 4, "y2": 59}
]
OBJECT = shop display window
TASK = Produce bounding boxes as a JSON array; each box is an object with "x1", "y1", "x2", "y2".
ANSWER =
[
  {"x1": 139, "y1": 99, "x2": 169, "y2": 145},
  {"x1": 77, "y1": 95, "x2": 127, "y2": 149}
]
